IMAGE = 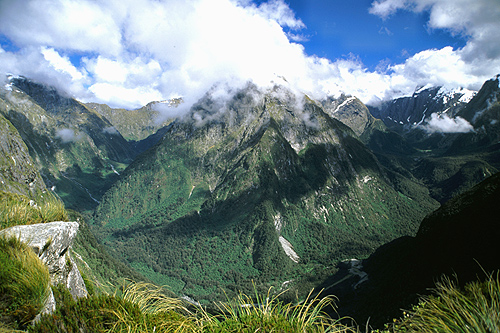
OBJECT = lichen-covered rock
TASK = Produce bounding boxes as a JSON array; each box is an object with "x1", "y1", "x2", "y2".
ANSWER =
[{"x1": 0, "y1": 221, "x2": 88, "y2": 302}]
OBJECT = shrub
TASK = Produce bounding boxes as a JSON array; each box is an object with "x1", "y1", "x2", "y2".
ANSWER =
[{"x1": 0, "y1": 235, "x2": 50, "y2": 330}]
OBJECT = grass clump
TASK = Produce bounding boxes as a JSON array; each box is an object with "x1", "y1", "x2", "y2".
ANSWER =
[
  {"x1": 30, "y1": 284, "x2": 146, "y2": 333},
  {"x1": 32, "y1": 281, "x2": 357, "y2": 333},
  {"x1": 31, "y1": 282, "x2": 199, "y2": 333},
  {"x1": 0, "y1": 235, "x2": 50, "y2": 330},
  {"x1": 203, "y1": 288, "x2": 355, "y2": 333},
  {"x1": 0, "y1": 191, "x2": 68, "y2": 230},
  {"x1": 109, "y1": 281, "x2": 199, "y2": 333},
  {"x1": 386, "y1": 272, "x2": 500, "y2": 333}
]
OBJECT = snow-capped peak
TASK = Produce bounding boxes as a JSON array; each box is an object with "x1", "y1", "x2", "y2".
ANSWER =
[
  {"x1": 435, "y1": 86, "x2": 476, "y2": 104},
  {"x1": 414, "y1": 84, "x2": 434, "y2": 94}
]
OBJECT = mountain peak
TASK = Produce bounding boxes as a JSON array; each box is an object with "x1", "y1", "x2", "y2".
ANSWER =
[{"x1": 92, "y1": 82, "x2": 436, "y2": 301}]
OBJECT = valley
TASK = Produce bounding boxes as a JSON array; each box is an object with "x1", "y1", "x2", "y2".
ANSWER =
[{"x1": 1, "y1": 74, "x2": 500, "y2": 330}]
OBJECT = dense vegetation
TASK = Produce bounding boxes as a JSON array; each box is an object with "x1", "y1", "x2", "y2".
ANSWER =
[
  {"x1": 384, "y1": 272, "x2": 500, "y2": 333},
  {"x1": 71, "y1": 214, "x2": 152, "y2": 294},
  {"x1": 0, "y1": 77, "x2": 134, "y2": 213}
]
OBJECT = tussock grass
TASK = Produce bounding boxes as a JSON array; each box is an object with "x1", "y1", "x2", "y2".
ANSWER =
[
  {"x1": 204, "y1": 287, "x2": 356, "y2": 332},
  {"x1": 387, "y1": 272, "x2": 500, "y2": 333},
  {"x1": 108, "y1": 281, "x2": 200, "y2": 333},
  {"x1": 32, "y1": 274, "x2": 500, "y2": 332},
  {"x1": 108, "y1": 282, "x2": 356, "y2": 333},
  {"x1": 0, "y1": 235, "x2": 50, "y2": 330},
  {"x1": 0, "y1": 191, "x2": 68, "y2": 230},
  {"x1": 32, "y1": 280, "x2": 357, "y2": 333}
]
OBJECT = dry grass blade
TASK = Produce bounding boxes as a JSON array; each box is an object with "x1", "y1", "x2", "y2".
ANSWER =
[{"x1": 120, "y1": 281, "x2": 190, "y2": 315}]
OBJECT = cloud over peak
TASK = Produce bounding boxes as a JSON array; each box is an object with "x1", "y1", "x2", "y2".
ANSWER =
[{"x1": 0, "y1": 0, "x2": 498, "y2": 113}]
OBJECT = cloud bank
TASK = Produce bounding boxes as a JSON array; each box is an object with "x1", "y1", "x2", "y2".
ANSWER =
[
  {"x1": 421, "y1": 113, "x2": 474, "y2": 134},
  {"x1": 0, "y1": 0, "x2": 499, "y2": 113}
]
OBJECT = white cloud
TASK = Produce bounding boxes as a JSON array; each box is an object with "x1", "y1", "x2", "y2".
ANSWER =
[
  {"x1": 421, "y1": 113, "x2": 474, "y2": 133},
  {"x1": 0, "y1": 47, "x2": 92, "y2": 99},
  {"x1": 103, "y1": 126, "x2": 120, "y2": 135},
  {"x1": 389, "y1": 47, "x2": 485, "y2": 90},
  {"x1": 56, "y1": 128, "x2": 83, "y2": 142},
  {"x1": 369, "y1": 0, "x2": 500, "y2": 76},
  {"x1": 87, "y1": 57, "x2": 129, "y2": 83},
  {"x1": 0, "y1": 0, "x2": 123, "y2": 56},
  {"x1": 369, "y1": 0, "x2": 410, "y2": 19},
  {"x1": 251, "y1": 0, "x2": 305, "y2": 29},
  {"x1": 41, "y1": 47, "x2": 87, "y2": 82},
  {"x1": 89, "y1": 83, "x2": 164, "y2": 109},
  {"x1": 0, "y1": 0, "x2": 498, "y2": 112}
]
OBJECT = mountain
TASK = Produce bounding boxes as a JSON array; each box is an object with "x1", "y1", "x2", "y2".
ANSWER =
[
  {"x1": 323, "y1": 171, "x2": 500, "y2": 328},
  {"x1": 448, "y1": 74, "x2": 500, "y2": 154},
  {"x1": 0, "y1": 84, "x2": 150, "y2": 329},
  {"x1": 86, "y1": 100, "x2": 177, "y2": 142},
  {"x1": 360, "y1": 77, "x2": 500, "y2": 204},
  {"x1": 369, "y1": 85, "x2": 475, "y2": 132},
  {"x1": 91, "y1": 83, "x2": 438, "y2": 302},
  {"x1": 0, "y1": 112, "x2": 46, "y2": 197},
  {"x1": 1, "y1": 72, "x2": 499, "y2": 331},
  {"x1": 0, "y1": 76, "x2": 135, "y2": 211},
  {"x1": 322, "y1": 94, "x2": 386, "y2": 142}
]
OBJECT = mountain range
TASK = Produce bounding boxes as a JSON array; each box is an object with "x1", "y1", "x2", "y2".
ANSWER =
[
  {"x1": 91, "y1": 82, "x2": 437, "y2": 300},
  {"x1": 1, "y1": 73, "x2": 500, "y2": 327}
]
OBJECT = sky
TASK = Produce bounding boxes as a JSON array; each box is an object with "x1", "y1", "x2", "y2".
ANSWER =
[{"x1": 0, "y1": 0, "x2": 499, "y2": 112}]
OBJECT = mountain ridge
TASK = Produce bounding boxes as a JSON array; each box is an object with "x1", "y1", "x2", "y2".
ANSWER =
[
  {"x1": 369, "y1": 84, "x2": 476, "y2": 131},
  {"x1": 323, "y1": 171, "x2": 500, "y2": 328},
  {"x1": 1, "y1": 73, "x2": 500, "y2": 331},
  {"x1": 91, "y1": 83, "x2": 437, "y2": 301}
]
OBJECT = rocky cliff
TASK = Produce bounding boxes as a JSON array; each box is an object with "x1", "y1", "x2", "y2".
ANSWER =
[{"x1": 0, "y1": 222, "x2": 88, "y2": 319}]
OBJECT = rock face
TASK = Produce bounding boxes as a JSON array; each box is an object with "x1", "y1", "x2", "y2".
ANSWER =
[
  {"x1": 0, "y1": 113, "x2": 46, "y2": 196},
  {"x1": 0, "y1": 221, "x2": 88, "y2": 310},
  {"x1": 322, "y1": 94, "x2": 385, "y2": 139}
]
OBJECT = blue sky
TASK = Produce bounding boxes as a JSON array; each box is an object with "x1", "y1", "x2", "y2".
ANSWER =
[
  {"x1": 284, "y1": 0, "x2": 467, "y2": 70},
  {"x1": 0, "y1": 0, "x2": 498, "y2": 110}
]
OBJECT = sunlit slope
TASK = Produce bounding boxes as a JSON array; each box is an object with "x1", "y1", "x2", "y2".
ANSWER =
[
  {"x1": 93, "y1": 84, "x2": 437, "y2": 301},
  {"x1": 0, "y1": 77, "x2": 135, "y2": 211}
]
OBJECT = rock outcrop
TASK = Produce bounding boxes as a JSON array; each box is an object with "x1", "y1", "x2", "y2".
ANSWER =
[{"x1": 0, "y1": 221, "x2": 88, "y2": 317}]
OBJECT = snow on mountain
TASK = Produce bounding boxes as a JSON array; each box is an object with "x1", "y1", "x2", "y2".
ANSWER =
[{"x1": 370, "y1": 85, "x2": 477, "y2": 130}]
